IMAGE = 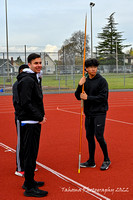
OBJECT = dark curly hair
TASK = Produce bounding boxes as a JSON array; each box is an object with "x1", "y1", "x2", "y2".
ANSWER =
[
  {"x1": 18, "y1": 64, "x2": 29, "y2": 74},
  {"x1": 85, "y1": 58, "x2": 99, "y2": 68}
]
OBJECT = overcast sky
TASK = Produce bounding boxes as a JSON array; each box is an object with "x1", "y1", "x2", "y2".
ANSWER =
[{"x1": 0, "y1": 0, "x2": 133, "y2": 52}]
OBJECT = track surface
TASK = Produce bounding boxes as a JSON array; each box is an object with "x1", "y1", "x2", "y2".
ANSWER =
[{"x1": 0, "y1": 92, "x2": 133, "y2": 200}]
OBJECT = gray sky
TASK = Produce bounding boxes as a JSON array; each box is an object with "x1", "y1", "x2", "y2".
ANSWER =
[{"x1": 0, "y1": 0, "x2": 132, "y2": 52}]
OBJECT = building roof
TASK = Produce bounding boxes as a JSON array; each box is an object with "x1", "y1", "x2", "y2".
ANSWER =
[
  {"x1": 0, "y1": 59, "x2": 11, "y2": 66},
  {"x1": 0, "y1": 61, "x2": 14, "y2": 68}
]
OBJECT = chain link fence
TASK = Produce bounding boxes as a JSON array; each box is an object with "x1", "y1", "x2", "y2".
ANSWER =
[{"x1": 0, "y1": 52, "x2": 133, "y2": 94}]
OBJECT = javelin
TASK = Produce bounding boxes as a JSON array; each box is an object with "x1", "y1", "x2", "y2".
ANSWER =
[{"x1": 78, "y1": 14, "x2": 87, "y2": 174}]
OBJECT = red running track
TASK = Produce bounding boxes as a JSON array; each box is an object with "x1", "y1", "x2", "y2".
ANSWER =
[{"x1": 0, "y1": 92, "x2": 133, "y2": 200}]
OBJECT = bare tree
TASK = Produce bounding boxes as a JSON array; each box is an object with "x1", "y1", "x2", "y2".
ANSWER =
[{"x1": 59, "y1": 30, "x2": 90, "y2": 65}]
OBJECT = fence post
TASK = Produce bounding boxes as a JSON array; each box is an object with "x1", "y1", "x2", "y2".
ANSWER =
[
  {"x1": 123, "y1": 54, "x2": 125, "y2": 88},
  {"x1": 59, "y1": 75, "x2": 60, "y2": 93},
  {"x1": 73, "y1": 72, "x2": 75, "y2": 89},
  {"x1": 11, "y1": 75, "x2": 13, "y2": 86},
  {"x1": 3, "y1": 76, "x2": 5, "y2": 92},
  {"x1": 73, "y1": 54, "x2": 75, "y2": 89}
]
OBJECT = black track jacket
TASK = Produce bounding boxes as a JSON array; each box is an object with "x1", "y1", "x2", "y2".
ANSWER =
[
  {"x1": 12, "y1": 80, "x2": 19, "y2": 120},
  {"x1": 17, "y1": 72, "x2": 45, "y2": 122},
  {"x1": 75, "y1": 73, "x2": 108, "y2": 117}
]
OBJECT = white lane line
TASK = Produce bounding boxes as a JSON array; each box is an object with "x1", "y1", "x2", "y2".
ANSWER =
[
  {"x1": 106, "y1": 118, "x2": 133, "y2": 125},
  {"x1": 0, "y1": 142, "x2": 16, "y2": 153},
  {"x1": 36, "y1": 161, "x2": 110, "y2": 200},
  {"x1": 57, "y1": 107, "x2": 133, "y2": 126},
  {"x1": 57, "y1": 107, "x2": 81, "y2": 115},
  {"x1": 0, "y1": 142, "x2": 110, "y2": 200}
]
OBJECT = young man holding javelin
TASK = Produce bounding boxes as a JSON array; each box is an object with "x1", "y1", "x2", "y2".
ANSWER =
[
  {"x1": 75, "y1": 58, "x2": 111, "y2": 170},
  {"x1": 17, "y1": 53, "x2": 48, "y2": 197}
]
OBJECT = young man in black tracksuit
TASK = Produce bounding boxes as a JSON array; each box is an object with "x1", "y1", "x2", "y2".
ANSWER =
[
  {"x1": 17, "y1": 53, "x2": 48, "y2": 197},
  {"x1": 75, "y1": 58, "x2": 111, "y2": 170}
]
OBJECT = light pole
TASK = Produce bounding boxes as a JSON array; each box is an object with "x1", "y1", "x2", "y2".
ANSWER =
[
  {"x1": 90, "y1": 2, "x2": 95, "y2": 58},
  {"x1": 24, "y1": 45, "x2": 27, "y2": 64},
  {"x1": 5, "y1": 0, "x2": 10, "y2": 80}
]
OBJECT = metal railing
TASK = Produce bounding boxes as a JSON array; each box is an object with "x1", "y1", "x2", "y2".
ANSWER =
[{"x1": 0, "y1": 52, "x2": 133, "y2": 94}]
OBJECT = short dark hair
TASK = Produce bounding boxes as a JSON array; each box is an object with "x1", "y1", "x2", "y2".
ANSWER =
[
  {"x1": 28, "y1": 53, "x2": 41, "y2": 63},
  {"x1": 18, "y1": 64, "x2": 29, "y2": 74},
  {"x1": 85, "y1": 58, "x2": 99, "y2": 68}
]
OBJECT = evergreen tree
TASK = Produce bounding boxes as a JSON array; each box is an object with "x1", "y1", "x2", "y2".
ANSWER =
[{"x1": 97, "y1": 12, "x2": 126, "y2": 55}]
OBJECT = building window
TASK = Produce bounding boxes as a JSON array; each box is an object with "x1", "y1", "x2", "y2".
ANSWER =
[
  {"x1": 47, "y1": 67, "x2": 51, "y2": 72},
  {"x1": 45, "y1": 61, "x2": 48, "y2": 65}
]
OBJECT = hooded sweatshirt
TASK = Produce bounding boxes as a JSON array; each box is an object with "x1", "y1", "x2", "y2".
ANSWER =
[
  {"x1": 17, "y1": 70, "x2": 45, "y2": 122},
  {"x1": 75, "y1": 73, "x2": 108, "y2": 117}
]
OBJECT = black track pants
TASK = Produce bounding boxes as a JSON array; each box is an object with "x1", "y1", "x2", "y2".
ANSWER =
[
  {"x1": 85, "y1": 115, "x2": 109, "y2": 162},
  {"x1": 21, "y1": 123, "x2": 41, "y2": 189}
]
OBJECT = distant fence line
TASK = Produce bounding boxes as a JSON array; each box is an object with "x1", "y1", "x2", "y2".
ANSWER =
[
  {"x1": 0, "y1": 72, "x2": 133, "y2": 94},
  {"x1": 0, "y1": 52, "x2": 133, "y2": 93}
]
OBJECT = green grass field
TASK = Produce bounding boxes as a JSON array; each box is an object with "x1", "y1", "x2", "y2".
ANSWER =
[
  {"x1": 41, "y1": 73, "x2": 133, "y2": 90},
  {"x1": 103, "y1": 74, "x2": 133, "y2": 89},
  {"x1": 0, "y1": 73, "x2": 133, "y2": 93}
]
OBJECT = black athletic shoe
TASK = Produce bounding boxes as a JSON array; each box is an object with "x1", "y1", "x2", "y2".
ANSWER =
[
  {"x1": 80, "y1": 160, "x2": 96, "y2": 168},
  {"x1": 22, "y1": 181, "x2": 44, "y2": 190},
  {"x1": 100, "y1": 160, "x2": 111, "y2": 170},
  {"x1": 24, "y1": 187, "x2": 48, "y2": 197}
]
